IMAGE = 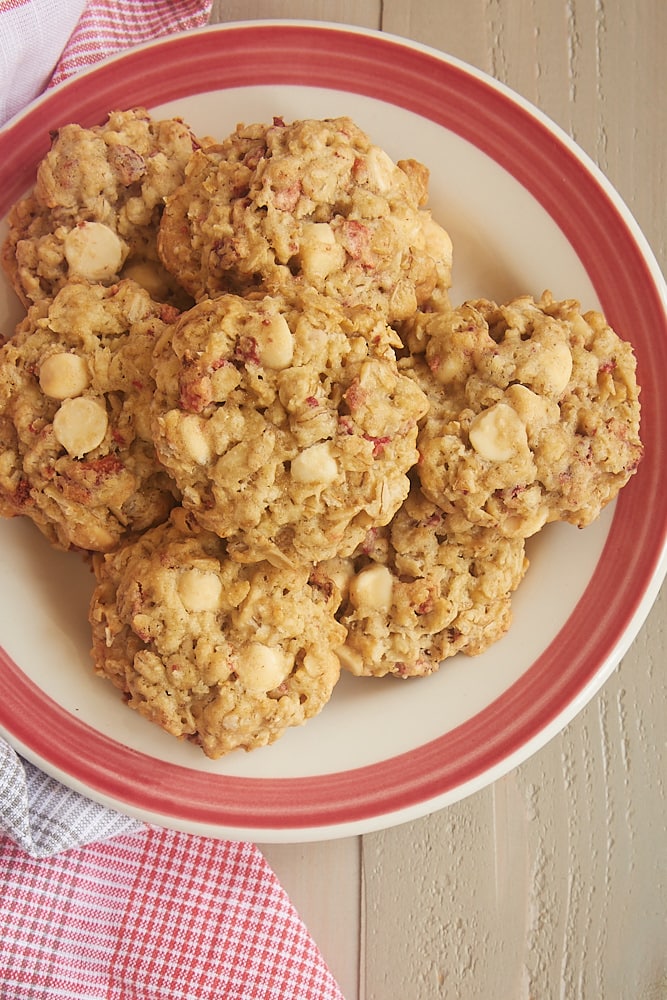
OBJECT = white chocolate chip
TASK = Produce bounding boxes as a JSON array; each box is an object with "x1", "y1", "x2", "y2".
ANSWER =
[
  {"x1": 504, "y1": 505, "x2": 550, "y2": 538},
  {"x1": 178, "y1": 414, "x2": 212, "y2": 465},
  {"x1": 431, "y1": 349, "x2": 466, "y2": 386},
  {"x1": 121, "y1": 259, "x2": 171, "y2": 300},
  {"x1": 505, "y1": 383, "x2": 559, "y2": 436},
  {"x1": 317, "y1": 557, "x2": 355, "y2": 599},
  {"x1": 236, "y1": 642, "x2": 291, "y2": 693},
  {"x1": 290, "y1": 441, "x2": 338, "y2": 485},
  {"x1": 52, "y1": 396, "x2": 108, "y2": 458},
  {"x1": 64, "y1": 222, "x2": 125, "y2": 281},
  {"x1": 177, "y1": 568, "x2": 222, "y2": 612},
  {"x1": 258, "y1": 314, "x2": 294, "y2": 370},
  {"x1": 349, "y1": 563, "x2": 394, "y2": 613},
  {"x1": 334, "y1": 643, "x2": 365, "y2": 676},
  {"x1": 39, "y1": 353, "x2": 89, "y2": 400},
  {"x1": 366, "y1": 145, "x2": 399, "y2": 192},
  {"x1": 540, "y1": 340, "x2": 573, "y2": 395},
  {"x1": 468, "y1": 403, "x2": 528, "y2": 462},
  {"x1": 419, "y1": 213, "x2": 453, "y2": 269},
  {"x1": 300, "y1": 223, "x2": 346, "y2": 283},
  {"x1": 515, "y1": 338, "x2": 573, "y2": 396}
]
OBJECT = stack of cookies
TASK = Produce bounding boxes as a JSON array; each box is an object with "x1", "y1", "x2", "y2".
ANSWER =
[{"x1": 0, "y1": 109, "x2": 643, "y2": 757}]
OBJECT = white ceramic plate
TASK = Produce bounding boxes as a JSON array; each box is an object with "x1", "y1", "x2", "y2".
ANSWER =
[{"x1": 1, "y1": 22, "x2": 666, "y2": 842}]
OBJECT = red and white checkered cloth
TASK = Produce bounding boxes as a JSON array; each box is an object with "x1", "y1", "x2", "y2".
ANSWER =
[
  {"x1": 0, "y1": 5, "x2": 347, "y2": 998},
  {"x1": 50, "y1": 0, "x2": 213, "y2": 85},
  {"x1": 0, "y1": 0, "x2": 212, "y2": 124},
  {"x1": 0, "y1": 826, "x2": 346, "y2": 999},
  {"x1": 0, "y1": 745, "x2": 345, "y2": 997}
]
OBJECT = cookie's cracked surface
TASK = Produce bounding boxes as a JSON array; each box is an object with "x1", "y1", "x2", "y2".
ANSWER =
[
  {"x1": 89, "y1": 508, "x2": 345, "y2": 758},
  {"x1": 150, "y1": 289, "x2": 429, "y2": 566},
  {"x1": 2, "y1": 108, "x2": 198, "y2": 307},
  {"x1": 322, "y1": 484, "x2": 528, "y2": 678},
  {"x1": 0, "y1": 279, "x2": 180, "y2": 551},
  {"x1": 158, "y1": 115, "x2": 452, "y2": 321},
  {"x1": 405, "y1": 291, "x2": 643, "y2": 538}
]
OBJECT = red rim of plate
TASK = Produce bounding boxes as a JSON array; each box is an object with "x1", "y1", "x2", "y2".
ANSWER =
[{"x1": 1, "y1": 22, "x2": 666, "y2": 836}]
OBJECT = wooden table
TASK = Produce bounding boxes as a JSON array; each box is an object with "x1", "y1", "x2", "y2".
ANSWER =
[{"x1": 207, "y1": 4, "x2": 666, "y2": 998}]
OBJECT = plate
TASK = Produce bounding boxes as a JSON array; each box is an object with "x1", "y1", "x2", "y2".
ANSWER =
[{"x1": 1, "y1": 21, "x2": 666, "y2": 842}]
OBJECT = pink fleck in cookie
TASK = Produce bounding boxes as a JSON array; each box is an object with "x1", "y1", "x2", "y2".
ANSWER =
[
  {"x1": 150, "y1": 289, "x2": 428, "y2": 566},
  {"x1": 405, "y1": 291, "x2": 643, "y2": 538},
  {"x1": 157, "y1": 115, "x2": 452, "y2": 321},
  {"x1": 320, "y1": 484, "x2": 527, "y2": 678},
  {"x1": 0, "y1": 279, "x2": 179, "y2": 551},
  {"x1": 2, "y1": 108, "x2": 199, "y2": 307},
  {"x1": 89, "y1": 507, "x2": 346, "y2": 758}
]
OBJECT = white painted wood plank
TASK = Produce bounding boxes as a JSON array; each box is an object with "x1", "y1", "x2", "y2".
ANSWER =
[
  {"x1": 362, "y1": 589, "x2": 667, "y2": 998},
  {"x1": 209, "y1": 0, "x2": 381, "y2": 30}
]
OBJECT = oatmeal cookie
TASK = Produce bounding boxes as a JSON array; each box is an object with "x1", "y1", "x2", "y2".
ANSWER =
[
  {"x1": 320, "y1": 484, "x2": 527, "y2": 678},
  {"x1": 89, "y1": 508, "x2": 346, "y2": 758},
  {"x1": 2, "y1": 108, "x2": 199, "y2": 307},
  {"x1": 0, "y1": 279, "x2": 180, "y2": 551},
  {"x1": 150, "y1": 289, "x2": 429, "y2": 566},
  {"x1": 157, "y1": 115, "x2": 452, "y2": 321},
  {"x1": 405, "y1": 291, "x2": 643, "y2": 537}
]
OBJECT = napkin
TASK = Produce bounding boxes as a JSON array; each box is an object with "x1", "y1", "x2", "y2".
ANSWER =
[
  {"x1": 0, "y1": 740, "x2": 144, "y2": 856},
  {"x1": 0, "y1": 826, "x2": 346, "y2": 999},
  {"x1": 50, "y1": 0, "x2": 214, "y2": 87},
  {"x1": 0, "y1": 0, "x2": 212, "y2": 126},
  {"x1": 0, "y1": 0, "x2": 87, "y2": 125},
  {"x1": 0, "y1": 5, "x2": 347, "y2": 998}
]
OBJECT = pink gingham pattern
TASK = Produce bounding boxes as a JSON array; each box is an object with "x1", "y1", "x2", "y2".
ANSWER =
[
  {"x1": 0, "y1": 827, "x2": 345, "y2": 999},
  {"x1": 0, "y1": 0, "x2": 211, "y2": 124},
  {"x1": 0, "y1": 0, "x2": 87, "y2": 124},
  {"x1": 50, "y1": 0, "x2": 212, "y2": 85},
  {"x1": 0, "y1": 6, "x2": 346, "y2": 999}
]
